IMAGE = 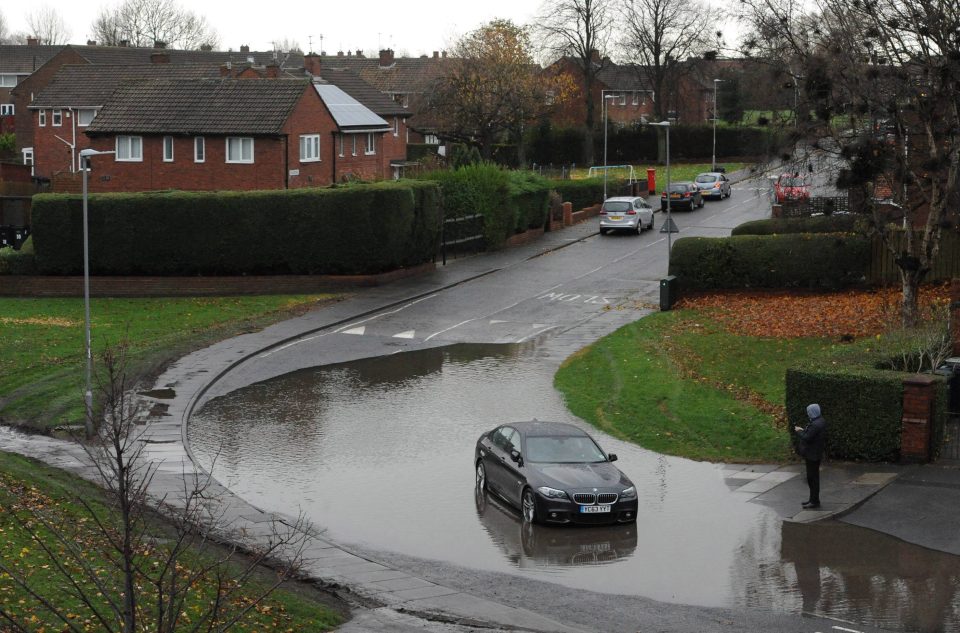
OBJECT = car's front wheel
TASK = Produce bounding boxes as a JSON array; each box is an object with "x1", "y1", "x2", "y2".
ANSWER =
[
  {"x1": 521, "y1": 488, "x2": 538, "y2": 524},
  {"x1": 476, "y1": 461, "x2": 487, "y2": 491}
]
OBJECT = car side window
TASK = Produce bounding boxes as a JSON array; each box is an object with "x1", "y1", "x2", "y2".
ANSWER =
[
  {"x1": 502, "y1": 427, "x2": 519, "y2": 452},
  {"x1": 492, "y1": 427, "x2": 510, "y2": 450}
]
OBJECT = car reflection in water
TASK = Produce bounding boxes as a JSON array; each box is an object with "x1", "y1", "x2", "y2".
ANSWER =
[{"x1": 474, "y1": 486, "x2": 638, "y2": 569}]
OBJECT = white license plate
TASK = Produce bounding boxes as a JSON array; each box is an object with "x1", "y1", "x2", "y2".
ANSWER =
[
  {"x1": 580, "y1": 505, "x2": 612, "y2": 514},
  {"x1": 609, "y1": 216, "x2": 623, "y2": 221}
]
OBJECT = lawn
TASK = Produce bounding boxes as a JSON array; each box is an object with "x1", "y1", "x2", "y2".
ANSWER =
[
  {"x1": 0, "y1": 295, "x2": 338, "y2": 432},
  {"x1": 555, "y1": 287, "x2": 950, "y2": 463},
  {"x1": 571, "y1": 162, "x2": 747, "y2": 189},
  {"x1": 0, "y1": 451, "x2": 344, "y2": 631}
]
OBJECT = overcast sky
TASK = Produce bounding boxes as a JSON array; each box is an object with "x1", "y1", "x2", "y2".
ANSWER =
[{"x1": 7, "y1": 1, "x2": 543, "y2": 56}]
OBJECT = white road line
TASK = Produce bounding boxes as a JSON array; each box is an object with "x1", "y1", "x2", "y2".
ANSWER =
[
  {"x1": 343, "y1": 326, "x2": 366, "y2": 335},
  {"x1": 489, "y1": 319, "x2": 507, "y2": 324},
  {"x1": 832, "y1": 627, "x2": 865, "y2": 633},
  {"x1": 424, "y1": 319, "x2": 476, "y2": 342},
  {"x1": 393, "y1": 330, "x2": 415, "y2": 339}
]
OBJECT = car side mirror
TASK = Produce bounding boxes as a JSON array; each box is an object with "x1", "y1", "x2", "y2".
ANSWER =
[
  {"x1": 510, "y1": 449, "x2": 523, "y2": 465},
  {"x1": 608, "y1": 453, "x2": 618, "y2": 462}
]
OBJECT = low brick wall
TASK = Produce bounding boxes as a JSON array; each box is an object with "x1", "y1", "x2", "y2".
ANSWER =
[
  {"x1": 571, "y1": 203, "x2": 601, "y2": 225},
  {"x1": 505, "y1": 227, "x2": 545, "y2": 247},
  {"x1": 0, "y1": 262, "x2": 436, "y2": 297}
]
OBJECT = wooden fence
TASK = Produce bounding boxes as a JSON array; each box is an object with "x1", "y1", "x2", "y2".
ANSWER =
[{"x1": 868, "y1": 230, "x2": 960, "y2": 284}]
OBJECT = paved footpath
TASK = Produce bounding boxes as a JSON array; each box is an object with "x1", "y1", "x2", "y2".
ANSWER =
[{"x1": 5, "y1": 168, "x2": 960, "y2": 630}]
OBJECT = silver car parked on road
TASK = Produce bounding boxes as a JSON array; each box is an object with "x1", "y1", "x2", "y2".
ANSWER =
[
  {"x1": 599, "y1": 197, "x2": 655, "y2": 235},
  {"x1": 694, "y1": 172, "x2": 732, "y2": 199}
]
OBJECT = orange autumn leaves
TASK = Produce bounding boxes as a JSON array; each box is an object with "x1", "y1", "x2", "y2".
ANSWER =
[{"x1": 676, "y1": 285, "x2": 953, "y2": 339}]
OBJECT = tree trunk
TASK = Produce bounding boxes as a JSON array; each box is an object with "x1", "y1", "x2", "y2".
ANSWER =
[{"x1": 900, "y1": 268, "x2": 923, "y2": 328}]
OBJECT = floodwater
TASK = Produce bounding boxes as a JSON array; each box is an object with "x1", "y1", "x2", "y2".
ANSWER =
[{"x1": 189, "y1": 343, "x2": 960, "y2": 632}]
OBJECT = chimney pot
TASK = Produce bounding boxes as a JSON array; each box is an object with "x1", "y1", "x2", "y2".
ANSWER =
[
  {"x1": 119, "y1": 39, "x2": 129, "y2": 47},
  {"x1": 87, "y1": 40, "x2": 97, "y2": 46},
  {"x1": 379, "y1": 48, "x2": 395, "y2": 67},
  {"x1": 337, "y1": 50, "x2": 344, "y2": 57},
  {"x1": 356, "y1": 49, "x2": 363, "y2": 57},
  {"x1": 27, "y1": 37, "x2": 39, "y2": 46},
  {"x1": 240, "y1": 44, "x2": 250, "y2": 53},
  {"x1": 304, "y1": 54, "x2": 322, "y2": 76},
  {"x1": 153, "y1": 40, "x2": 166, "y2": 49}
]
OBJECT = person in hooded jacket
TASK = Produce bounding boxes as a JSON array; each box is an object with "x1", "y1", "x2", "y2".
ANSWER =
[{"x1": 794, "y1": 403, "x2": 828, "y2": 509}]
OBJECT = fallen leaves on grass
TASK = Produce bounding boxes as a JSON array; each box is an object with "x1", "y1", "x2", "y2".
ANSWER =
[{"x1": 675, "y1": 284, "x2": 952, "y2": 340}]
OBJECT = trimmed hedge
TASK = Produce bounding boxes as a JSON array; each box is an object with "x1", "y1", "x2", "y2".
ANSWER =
[
  {"x1": 669, "y1": 233, "x2": 870, "y2": 290},
  {"x1": 507, "y1": 171, "x2": 551, "y2": 232},
  {"x1": 31, "y1": 181, "x2": 442, "y2": 276},
  {"x1": 0, "y1": 236, "x2": 37, "y2": 275},
  {"x1": 732, "y1": 215, "x2": 861, "y2": 236},
  {"x1": 550, "y1": 178, "x2": 610, "y2": 211},
  {"x1": 786, "y1": 350, "x2": 948, "y2": 462}
]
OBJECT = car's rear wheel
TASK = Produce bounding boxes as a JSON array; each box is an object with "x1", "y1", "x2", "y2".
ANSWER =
[
  {"x1": 599, "y1": 228, "x2": 608, "y2": 235},
  {"x1": 521, "y1": 488, "x2": 538, "y2": 524},
  {"x1": 648, "y1": 216, "x2": 656, "y2": 231},
  {"x1": 476, "y1": 461, "x2": 487, "y2": 491},
  {"x1": 635, "y1": 222, "x2": 642, "y2": 235}
]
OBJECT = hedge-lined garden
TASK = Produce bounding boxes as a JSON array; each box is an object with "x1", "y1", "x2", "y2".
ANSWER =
[
  {"x1": 30, "y1": 181, "x2": 442, "y2": 276},
  {"x1": 731, "y1": 215, "x2": 861, "y2": 236}
]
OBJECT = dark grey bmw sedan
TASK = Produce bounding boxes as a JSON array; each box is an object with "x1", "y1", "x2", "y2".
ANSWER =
[{"x1": 475, "y1": 421, "x2": 638, "y2": 525}]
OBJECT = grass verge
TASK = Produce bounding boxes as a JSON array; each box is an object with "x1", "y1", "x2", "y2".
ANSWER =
[
  {"x1": 0, "y1": 295, "x2": 340, "y2": 432},
  {"x1": 0, "y1": 451, "x2": 344, "y2": 631},
  {"x1": 554, "y1": 310, "x2": 832, "y2": 463},
  {"x1": 570, "y1": 163, "x2": 747, "y2": 186}
]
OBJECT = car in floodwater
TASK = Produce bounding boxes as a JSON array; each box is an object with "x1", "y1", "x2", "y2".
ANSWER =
[{"x1": 474, "y1": 420, "x2": 638, "y2": 525}]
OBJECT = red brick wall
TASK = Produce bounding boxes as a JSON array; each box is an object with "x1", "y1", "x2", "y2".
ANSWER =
[
  {"x1": 12, "y1": 48, "x2": 88, "y2": 152},
  {"x1": 900, "y1": 374, "x2": 935, "y2": 463},
  {"x1": 334, "y1": 132, "x2": 388, "y2": 182},
  {"x1": 32, "y1": 107, "x2": 89, "y2": 179},
  {"x1": 284, "y1": 88, "x2": 338, "y2": 188}
]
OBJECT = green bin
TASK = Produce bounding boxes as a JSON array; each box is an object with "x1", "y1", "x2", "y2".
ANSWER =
[{"x1": 660, "y1": 276, "x2": 677, "y2": 311}]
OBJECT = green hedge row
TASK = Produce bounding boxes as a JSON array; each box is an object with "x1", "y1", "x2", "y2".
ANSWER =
[
  {"x1": 549, "y1": 179, "x2": 611, "y2": 211},
  {"x1": 670, "y1": 233, "x2": 870, "y2": 290},
  {"x1": 732, "y1": 215, "x2": 861, "y2": 236},
  {"x1": 786, "y1": 353, "x2": 948, "y2": 462},
  {"x1": 31, "y1": 181, "x2": 442, "y2": 276}
]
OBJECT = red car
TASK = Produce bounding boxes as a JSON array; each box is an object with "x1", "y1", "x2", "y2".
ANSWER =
[{"x1": 774, "y1": 174, "x2": 810, "y2": 203}]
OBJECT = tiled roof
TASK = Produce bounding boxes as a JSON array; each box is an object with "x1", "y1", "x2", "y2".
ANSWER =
[
  {"x1": 72, "y1": 44, "x2": 304, "y2": 69},
  {"x1": 85, "y1": 78, "x2": 309, "y2": 135},
  {"x1": 318, "y1": 68, "x2": 409, "y2": 117},
  {"x1": 596, "y1": 64, "x2": 652, "y2": 92},
  {"x1": 0, "y1": 44, "x2": 65, "y2": 74},
  {"x1": 318, "y1": 56, "x2": 449, "y2": 94},
  {"x1": 30, "y1": 63, "x2": 223, "y2": 108}
]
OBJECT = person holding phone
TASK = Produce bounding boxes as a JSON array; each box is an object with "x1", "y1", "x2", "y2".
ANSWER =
[{"x1": 794, "y1": 404, "x2": 828, "y2": 509}]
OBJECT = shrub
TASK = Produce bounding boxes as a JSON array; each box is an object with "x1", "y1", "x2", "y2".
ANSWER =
[
  {"x1": 550, "y1": 178, "x2": 612, "y2": 211},
  {"x1": 732, "y1": 215, "x2": 861, "y2": 236},
  {"x1": 506, "y1": 171, "x2": 551, "y2": 232},
  {"x1": 424, "y1": 164, "x2": 515, "y2": 248},
  {"x1": 30, "y1": 181, "x2": 441, "y2": 276},
  {"x1": 669, "y1": 233, "x2": 870, "y2": 290},
  {"x1": 0, "y1": 237, "x2": 37, "y2": 275}
]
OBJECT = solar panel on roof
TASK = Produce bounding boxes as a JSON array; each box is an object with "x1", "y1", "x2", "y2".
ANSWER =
[{"x1": 313, "y1": 83, "x2": 389, "y2": 129}]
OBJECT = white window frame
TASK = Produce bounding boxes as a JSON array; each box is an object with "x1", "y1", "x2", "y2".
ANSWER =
[
  {"x1": 226, "y1": 137, "x2": 254, "y2": 164},
  {"x1": 163, "y1": 136, "x2": 174, "y2": 162},
  {"x1": 393, "y1": 116, "x2": 399, "y2": 137},
  {"x1": 0, "y1": 104, "x2": 13, "y2": 116},
  {"x1": 38, "y1": 110, "x2": 46, "y2": 127},
  {"x1": 632, "y1": 93, "x2": 639, "y2": 106},
  {"x1": 351, "y1": 135, "x2": 357, "y2": 156},
  {"x1": 338, "y1": 134, "x2": 344, "y2": 157},
  {"x1": 115, "y1": 135, "x2": 143, "y2": 162},
  {"x1": 364, "y1": 132, "x2": 376, "y2": 155},
  {"x1": 76, "y1": 108, "x2": 96, "y2": 126},
  {"x1": 52, "y1": 109, "x2": 62, "y2": 126},
  {"x1": 618, "y1": 93, "x2": 626, "y2": 106},
  {"x1": 194, "y1": 137, "x2": 205, "y2": 163},
  {"x1": 0, "y1": 74, "x2": 17, "y2": 88},
  {"x1": 22, "y1": 147, "x2": 33, "y2": 165},
  {"x1": 299, "y1": 133, "x2": 320, "y2": 162}
]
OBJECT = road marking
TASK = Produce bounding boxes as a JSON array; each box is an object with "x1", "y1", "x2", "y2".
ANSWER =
[
  {"x1": 832, "y1": 627, "x2": 865, "y2": 633},
  {"x1": 490, "y1": 319, "x2": 507, "y2": 324},
  {"x1": 539, "y1": 292, "x2": 612, "y2": 305},
  {"x1": 516, "y1": 325, "x2": 559, "y2": 343},
  {"x1": 393, "y1": 330, "x2": 415, "y2": 339},
  {"x1": 425, "y1": 318, "x2": 476, "y2": 342},
  {"x1": 532, "y1": 323, "x2": 545, "y2": 328},
  {"x1": 343, "y1": 326, "x2": 366, "y2": 335}
]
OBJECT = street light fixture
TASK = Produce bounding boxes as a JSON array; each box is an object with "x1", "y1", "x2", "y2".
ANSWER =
[
  {"x1": 78, "y1": 147, "x2": 114, "y2": 438},
  {"x1": 712, "y1": 79, "x2": 725, "y2": 172},
  {"x1": 602, "y1": 92, "x2": 617, "y2": 200},
  {"x1": 649, "y1": 121, "x2": 673, "y2": 252}
]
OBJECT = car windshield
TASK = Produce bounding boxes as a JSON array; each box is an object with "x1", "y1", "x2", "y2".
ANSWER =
[
  {"x1": 667, "y1": 184, "x2": 689, "y2": 193},
  {"x1": 603, "y1": 201, "x2": 631, "y2": 212},
  {"x1": 695, "y1": 175, "x2": 717, "y2": 183},
  {"x1": 525, "y1": 435, "x2": 607, "y2": 463},
  {"x1": 780, "y1": 177, "x2": 805, "y2": 187}
]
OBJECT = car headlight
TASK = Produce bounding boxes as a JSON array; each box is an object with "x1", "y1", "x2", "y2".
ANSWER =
[
  {"x1": 620, "y1": 486, "x2": 637, "y2": 499},
  {"x1": 537, "y1": 486, "x2": 569, "y2": 500}
]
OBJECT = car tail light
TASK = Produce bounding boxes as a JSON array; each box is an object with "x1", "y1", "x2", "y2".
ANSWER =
[
  {"x1": 600, "y1": 210, "x2": 607, "y2": 215},
  {"x1": 684, "y1": 192, "x2": 691, "y2": 198},
  {"x1": 626, "y1": 210, "x2": 636, "y2": 215},
  {"x1": 661, "y1": 191, "x2": 666, "y2": 196},
  {"x1": 714, "y1": 183, "x2": 721, "y2": 188}
]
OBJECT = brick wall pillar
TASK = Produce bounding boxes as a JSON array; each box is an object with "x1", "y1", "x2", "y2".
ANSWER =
[
  {"x1": 901, "y1": 374, "x2": 936, "y2": 463},
  {"x1": 950, "y1": 279, "x2": 960, "y2": 356},
  {"x1": 562, "y1": 202, "x2": 573, "y2": 227},
  {"x1": 771, "y1": 204, "x2": 783, "y2": 218}
]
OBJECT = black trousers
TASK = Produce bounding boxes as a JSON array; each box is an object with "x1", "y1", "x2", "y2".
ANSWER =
[{"x1": 805, "y1": 458, "x2": 821, "y2": 504}]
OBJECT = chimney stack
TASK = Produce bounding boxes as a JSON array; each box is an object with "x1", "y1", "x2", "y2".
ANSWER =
[
  {"x1": 265, "y1": 63, "x2": 279, "y2": 78},
  {"x1": 379, "y1": 48, "x2": 395, "y2": 67},
  {"x1": 304, "y1": 53, "x2": 321, "y2": 76},
  {"x1": 151, "y1": 51, "x2": 170, "y2": 64},
  {"x1": 240, "y1": 44, "x2": 250, "y2": 53},
  {"x1": 589, "y1": 49, "x2": 601, "y2": 63},
  {"x1": 433, "y1": 51, "x2": 439, "y2": 59},
  {"x1": 27, "y1": 37, "x2": 39, "y2": 46},
  {"x1": 87, "y1": 40, "x2": 97, "y2": 46},
  {"x1": 356, "y1": 49, "x2": 363, "y2": 57},
  {"x1": 153, "y1": 40, "x2": 166, "y2": 49}
]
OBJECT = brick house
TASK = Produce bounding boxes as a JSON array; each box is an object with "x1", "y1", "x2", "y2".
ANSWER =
[
  {"x1": 76, "y1": 77, "x2": 391, "y2": 192},
  {"x1": 0, "y1": 40, "x2": 64, "y2": 164}
]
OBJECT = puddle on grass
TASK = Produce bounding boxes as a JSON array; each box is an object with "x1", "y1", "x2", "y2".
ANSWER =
[{"x1": 189, "y1": 343, "x2": 960, "y2": 631}]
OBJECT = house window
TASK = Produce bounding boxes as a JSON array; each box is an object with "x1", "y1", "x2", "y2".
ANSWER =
[
  {"x1": 425, "y1": 134, "x2": 439, "y2": 145},
  {"x1": 52, "y1": 109, "x2": 62, "y2": 126},
  {"x1": 299, "y1": 134, "x2": 320, "y2": 162},
  {"x1": 393, "y1": 117, "x2": 399, "y2": 137},
  {"x1": 77, "y1": 109, "x2": 96, "y2": 126},
  {"x1": 0, "y1": 74, "x2": 17, "y2": 88},
  {"x1": 226, "y1": 137, "x2": 254, "y2": 163},
  {"x1": 365, "y1": 133, "x2": 375, "y2": 155},
  {"x1": 22, "y1": 148, "x2": 33, "y2": 166},
  {"x1": 194, "y1": 137, "x2": 205, "y2": 162},
  {"x1": 0, "y1": 104, "x2": 13, "y2": 116},
  {"x1": 38, "y1": 110, "x2": 46, "y2": 127},
  {"x1": 163, "y1": 136, "x2": 174, "y2": 162},
  {"x1": 351, "y1": 135, "x2": 357, "y2": 156},
  {"x1": 338, "y1": 134, "x2": 344, "y2": 157},
  {"x1": 618, "y1": 93, "x2": 626, "y2": 106},
  {"x1": 632, "y1": 93, "x2": 639, "y2": 106},
  {"x1": 116, "y1": 135, "x2": 143, "y2": 161}
]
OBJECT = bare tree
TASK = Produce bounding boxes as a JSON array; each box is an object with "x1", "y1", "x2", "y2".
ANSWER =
[
  {"x1": 271, "y1": 37, "x2": 303, "y2": 54},
  {"x1": 0, "y1": 344, "x2": 311, "y2": 632},
  {"x1": 620, "y1": 0, "x2": 711, "y2": 122},
  {"x1": 739, "y1": 0, "x2": 960, "y2": 325},
  {"x1": 91, "y1": 0, "x2": 220, "y2": 49},
  {"x1": 26, "y1": 5, "x2": 71, "y2": 45},
  {"x1": 534, "y1": 0, "x2": 615, "y2": 165},
  {"x1": 0, "y1": 9, "x2": 8, "y2": 44}
]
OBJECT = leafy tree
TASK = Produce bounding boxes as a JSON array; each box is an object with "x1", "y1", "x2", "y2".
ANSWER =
[
  {"x1": 739, "y1": 0, "x2": 960, "y2": 325},
  {"x1": 535, "y1": 0, "x2": 614, "y2": 165},
  {"x1": 426, "y1": 19, "x2": 574, "y2": 161},
  {"x1": 25, "y1": 5, "x2": 71, "y2": 45},
  {"x1": 91, "y1": 0, "x2": 219, "y2": 50}
]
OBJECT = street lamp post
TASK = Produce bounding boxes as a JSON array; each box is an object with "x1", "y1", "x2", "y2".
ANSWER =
[
  {"x1": 650, "y1": 121, "x2": 672, "y2": 252},
  {"x1": 602, "y1": 92, "x2": 616, "y2": 200},
  {"x1": 78, "y1": 148, "x2": 114, "y2": 438},
  {"x1": 712, "y1": 79, "x2": 724, "y2": 172}
]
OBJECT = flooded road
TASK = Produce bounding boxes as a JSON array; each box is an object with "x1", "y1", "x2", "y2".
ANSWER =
[{"x1": 190, "y1": 343, "x2": 960, "y2": 631}]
